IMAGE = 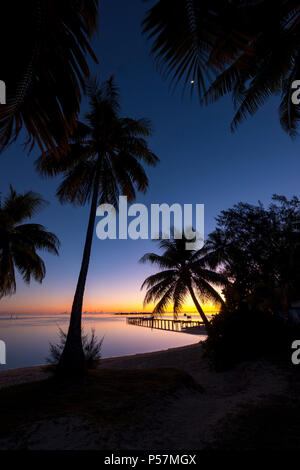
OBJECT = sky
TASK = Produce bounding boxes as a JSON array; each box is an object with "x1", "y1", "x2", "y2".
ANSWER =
[{"x1": 1, "y1": 0, "x2": 300, "y2": 314}]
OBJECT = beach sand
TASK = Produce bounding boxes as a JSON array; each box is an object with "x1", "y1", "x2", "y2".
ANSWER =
[{"x1": 0, "y1": 343, "x2": 294, "y2": 450}]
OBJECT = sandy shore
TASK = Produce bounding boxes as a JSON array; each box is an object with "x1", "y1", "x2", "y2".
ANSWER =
[
  {"x1": 0, "y1": 343, "x2": 200, "y2": 389},
  {"x1": 0, "y1": 343, "x2": 293, "y2": 449}
]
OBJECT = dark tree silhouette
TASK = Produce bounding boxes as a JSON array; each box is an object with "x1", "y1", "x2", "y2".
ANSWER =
[
  {"x1": 140, "y1": 234, "x2": 227, "y2": 327},
  {"x1": 0, "y1": 1, "x2": 99, "y2": 156},
  {"x1": 206, "y1": 195, "x2": 300, "y2": 314},
  {"x1": 36, "y1": 77, "x2": 159, "y2": 377},
  {"x1": 143, "y1": 1, "x2": 300, "y2": 136},
  {"x1": 0, "y1": 186, "x2": 60, "y2": 298}
]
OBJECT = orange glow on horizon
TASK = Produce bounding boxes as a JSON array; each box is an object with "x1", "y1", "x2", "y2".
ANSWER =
[
  {"x1": 0, "y1": 262, "x2": 224, "y2": 316},
  {"x1": 0, "y1": 298, "x2": 220, "y2": 315}
]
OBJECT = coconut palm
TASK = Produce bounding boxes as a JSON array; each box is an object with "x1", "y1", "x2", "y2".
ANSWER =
[
  {"x1": 142, "y1": 1, "x2": 300, "y2": 136},
  {"x1": 35, "y1": 77, "x2": 159, "y2": 376},
  {"x1": 0, "y1": 186, "x2": 60, "y2": 298},
  {"x1": 140, "y1": 235, "x2": 227, "y2": 328},
  {"x1": 0, "y1": 0, "x2": 98, "y2": 156}
]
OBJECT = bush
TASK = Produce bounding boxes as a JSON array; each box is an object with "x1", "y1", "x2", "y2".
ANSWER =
[
  {"x1": 47, "y1": 327, "x2": 104, "y2": 369},
  {"x1": 203, "y1": 305, "x2": 300, "y2": 371}
]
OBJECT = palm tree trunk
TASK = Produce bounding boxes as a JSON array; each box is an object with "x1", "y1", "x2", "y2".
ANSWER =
[
  {"x1": 57, "y1": 164, "x2": 101, "y2": 378},
  {"x1": 187, "y1": 283, "x2": 210, "y2": 329}
]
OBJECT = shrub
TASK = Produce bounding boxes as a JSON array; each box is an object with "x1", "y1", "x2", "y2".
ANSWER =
[
  {"x1": 47, "y1": 327, "x2": 104, "y2": 369},
  {"x1": 203, "y1": 305, "x2": 300, "y2": 371}
]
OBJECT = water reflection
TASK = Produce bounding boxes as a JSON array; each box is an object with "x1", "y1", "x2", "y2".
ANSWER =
[{"x1": 0, "y1": 314, "x2": 205, "y2": 371}]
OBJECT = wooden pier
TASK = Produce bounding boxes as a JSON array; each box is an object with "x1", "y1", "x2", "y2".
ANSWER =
[{"x1": 126, "y1": 316, "x2": 206, "y2": 334}]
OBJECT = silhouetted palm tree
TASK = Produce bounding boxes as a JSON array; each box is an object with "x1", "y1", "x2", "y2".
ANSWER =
[
  {"x1": 140, "y1": 235, "x2": 227, "y2": 328},
  {"x1": 36, "y1": 77, "x2": 159, "y2": 376},
  {"x1": 0, "y1": 186, "x2": 60, "y2": 298},
  {"x1": 0, "y1": 1, "x2": 98, "y2": 156},
  {"x1": 143, "y1": 1, "x2": 300, "y2": 136}
]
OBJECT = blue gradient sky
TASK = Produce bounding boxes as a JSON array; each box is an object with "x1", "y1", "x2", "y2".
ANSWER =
[{"x1": 1, "y1": 0, "x2": 300, "y2": 313}]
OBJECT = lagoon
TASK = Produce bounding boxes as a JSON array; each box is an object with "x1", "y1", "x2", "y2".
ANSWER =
[{"x1": 0, "y1": 313, "x2": 205, "y2": 371}]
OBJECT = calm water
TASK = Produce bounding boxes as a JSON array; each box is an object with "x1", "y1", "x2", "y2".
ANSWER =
[{"x1": 0, "y1": 314, "x2": 205, "y2": 371}]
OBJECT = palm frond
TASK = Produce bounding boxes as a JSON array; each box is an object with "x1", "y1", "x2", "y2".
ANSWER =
[
  {"x1": 56, "y1": 160, "x2": 96, "y2": 205},
  {"x1": 143, "y1": 0, "x2": 300, "y2": 134},
  {"x1": 35, "y1": 77, "x2": 158, "y2": 214},
  {"x1": 0, "y1": 251, "x2": 16, "y2": 298},
  {"x1": 141, "y1": 269, "x2": 177, "y2": 290},
  {"x1": 143, "y1": 277, "x2": 176, "y2": 307},
  {"x1": 0, "y1": 187, "x2": 59, "y2": 298},
  {"x1": 35, "y1": 142, "x2": 93, "y2": 177},
  {"x1": 153, "y1": 285, "x2": 175, "y2": 313},
  {"x1": 173, "y1": 279, "x2": 188, "y2": 314},
  {"x1": 112, "y1": 152, "x2": 149, "y2": 197},
  {"x1": 3, "y1": 186, "x2": 48, "y2": 224},
  {"x1": 0, "y1": 0, "x2": 99, "y2": 156},
  {"x1": 14, "y1": 224, "x2": 60, "y2": 255},
  {"x1": 140, "y1": 231, "x2": 229, "y2": 321},
  {"x1": 192, "y1": 276, "x2": 224, "y2": 306},
  {"x1": 121, "y1": 118, "x2": 153, "y2": 137},
  {"x1": 192, "y1": 266, "x2": 228, "y2": 287},
  {"x1": 142, "y1": 0, "x2": 212, "y2": 98},
  {"x1": 139, "y1": 253, "x2": 175, "y2": 269}
]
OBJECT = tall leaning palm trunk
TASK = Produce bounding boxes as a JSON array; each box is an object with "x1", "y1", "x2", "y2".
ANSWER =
[
  {"x1": 186, "y1": 281, "x2": 209, "y2": 328},
  {"x1": 36, "y1": 78, "x2": 159, "y2": 378},
  {"x1": 57, "y1": 162, "x2": 101, "y2": 375}
]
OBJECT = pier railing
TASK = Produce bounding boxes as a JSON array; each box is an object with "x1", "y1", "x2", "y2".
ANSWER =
[{"x1": 126, "y1": 316, "x2": 206, "y2": 333}]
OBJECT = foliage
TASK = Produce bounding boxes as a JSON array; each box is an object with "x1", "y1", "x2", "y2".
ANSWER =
[
  {"x1": 47, "y1": 327, "x2": 104, "y2": 369},
  {"x1": 35, "y1": 77, "x2": 158, "y2": 375},
  {"x1": 143, "y1": 1, "x2": 300, "y2": 136},
  {"x1": 35, "y1": 77, "x2": 159, "y2": 207},
  {"x1": 203, "y1": 304, "x2": 298, "y2": 371},
  {"x1": 140, "y1": 233, "x2": 227, "y2": 325},
  {"x1": 0, "y1": 186, "x2": 60, "y2": 298},
  {"x1": 201, "y1": 194, "x2": 300, "y2": 369},
  {"x1": 206, "y1": 195, "x2": 300, "y2": 315},
  {"x1": 0, "y1": 1, "x2": 98, "y2": 156}
]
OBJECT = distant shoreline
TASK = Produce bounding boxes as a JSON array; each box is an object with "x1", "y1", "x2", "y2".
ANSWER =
[{"x1": 0, "y1": 311, "x2": 218, "y2": 316}]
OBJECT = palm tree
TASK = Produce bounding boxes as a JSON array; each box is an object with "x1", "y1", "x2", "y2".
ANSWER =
[
  {"x1": 0, "y1": 1, "x2": 99, "y2": 156},
  {"x1": 140, "y1": 235, "x2": 227, "y2": 328},
  {"x1": 0, "y1": 186, "x2": 60, "y2": 298},
  {"x1": 35, "y1": 77, "x2": 159, "y2": 377},
  {"x1": 142, "y1": 1, "x2": 300, "y2": 136}
]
